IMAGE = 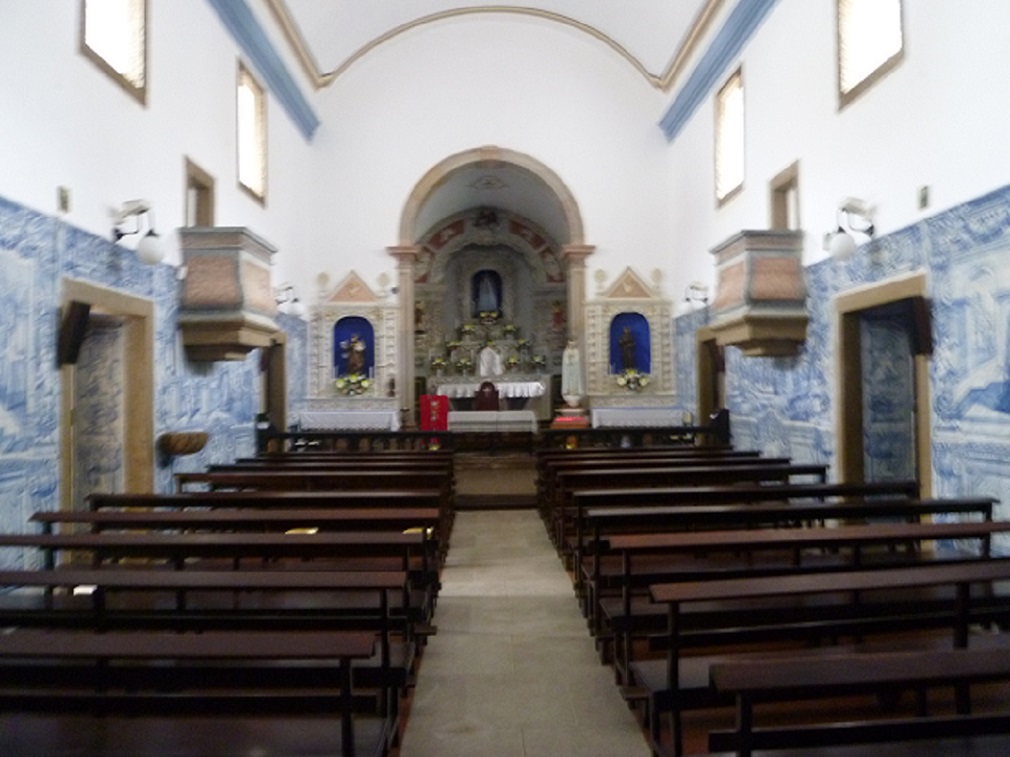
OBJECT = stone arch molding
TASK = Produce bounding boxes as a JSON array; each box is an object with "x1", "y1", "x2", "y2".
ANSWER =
[{"x1": 398, "y1": 145, "x2": 584, "y2": 247}]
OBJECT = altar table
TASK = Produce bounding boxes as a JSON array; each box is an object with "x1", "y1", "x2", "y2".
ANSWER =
[
  {"x1": 590, "y1": 407, "x2": 683, "y2": 428},
  {"x1": 434, "y1": 380, "x2": 545, "y2": 399},
  {"x1": 447, "y1": 410, "x2": 538, "y2": 434},
  {"x1": 299, "y1": 410, "x2": 401, "y2": 431}
]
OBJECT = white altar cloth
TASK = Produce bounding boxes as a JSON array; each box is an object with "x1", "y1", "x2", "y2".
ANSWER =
[
  {"x1": 447, "y1": 410, "x2": 537, "y2": 433},
  {"x1": 299, "y1": 410, "x2": 400, "y2": 431},
  {"x1": 434, "y1": 380, "x2": 545, "y2": 399},
  {"x1": 591, "y1": 408, "x2": 683, "y2": 428}
]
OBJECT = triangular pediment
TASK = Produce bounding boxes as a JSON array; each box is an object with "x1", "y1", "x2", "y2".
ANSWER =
[
  {"x1": 604, "y1": 267, "x2": 654, "y2": 299},
  {"x1": 326, "y1": 272, "x2": 379, "y2": 304}
]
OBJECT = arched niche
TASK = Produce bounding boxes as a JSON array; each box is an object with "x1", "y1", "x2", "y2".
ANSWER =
[
  {"x1": 333, "y1": 316, "x2": 375, "y2": 378},
  {"x1": 609, "y1": 312, "x2": 651, "y2": 374}
]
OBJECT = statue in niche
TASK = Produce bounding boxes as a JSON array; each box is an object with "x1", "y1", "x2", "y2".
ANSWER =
[
  {"x1": 619, "y1": 326, "x2": 636, "y2": 371},
  {"x1": 473, "y1": 269, "x2": 501, "y2": 317},
  {"x1": 561, "y1": 339, "x2": 584, "y2": 407},
  {"x1": 342, "y1": 334, "x2": 367, "y2": 375}
]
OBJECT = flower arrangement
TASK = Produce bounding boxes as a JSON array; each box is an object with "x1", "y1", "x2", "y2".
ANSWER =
[
  {"x1": 454, "y1": 356, "x2": 474, "y2": 374},
  {"x1": 516, "y1": 338, "x2": 529, "y2": 350},
  {"x1": 503, "y1": 323, "x2": 518, "y2": 336},
  {"x1": 445, "y1": 339, "x2": 462, "y2": 351},
  {"x1": 459, "y1": 323, "x2": 476, "y2": 336},
  {"x1": 483, "y1": 339, "x2": 496, "y2": 349},
  {"x1": 616, "y1": 368, "x2": 649, "y2": 392},
  {"x1": 479, "y1": 310, "x2": 500, "y2": 325},
  {"x1": 430, "y1": 356, "x2": 448, "y2": 371},
  {"x1": 505, "y1": 355, "x2": 522, "y2": 371},
  {"x1": 335, "y1": 373, "x2": 370, "y2": 395},
  {"x1": 530, "y1": 354, "x2": 546, "y2": 369}
]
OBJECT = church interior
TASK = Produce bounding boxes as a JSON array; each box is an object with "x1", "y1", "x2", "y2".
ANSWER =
[{"x1": 3, "y1": 1, "x2": 1010, "y2": 755}]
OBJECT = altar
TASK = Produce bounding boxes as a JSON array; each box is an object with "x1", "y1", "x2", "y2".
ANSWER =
[
  {"x1": 298, "y1": 410, "x2": 401, "y2": 431},
  {"x1": 447, "y1": 410, "x2": 538, "y2": 434},
  {"x1": 433, "y1": 376, "x2": 550, "y2": 419},
  {"x1": 590, "y1": 407, "x2": 683, "y2": 428},
  {"x1": 433, "y1": 379, "x2": 545, "y2": 400}
]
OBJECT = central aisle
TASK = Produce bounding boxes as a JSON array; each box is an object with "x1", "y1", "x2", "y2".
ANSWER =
[{"x1": 399, "y1": 509, "x2": 649, "y2": 757}]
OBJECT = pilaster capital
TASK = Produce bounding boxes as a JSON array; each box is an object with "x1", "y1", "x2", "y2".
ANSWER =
[
  {"x1": 387, "y1": 245, "x2": 421, "y2": 265},
  {"x1": 561, "y1": 244, "x2": 595, "y2": 268}
]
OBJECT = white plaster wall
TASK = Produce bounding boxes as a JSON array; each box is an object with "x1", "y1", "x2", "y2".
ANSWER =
[
  {"x1": 664, "y1": 0, "x2": 1010, "y2": 291},
  {"x1": 0, "y1": 0, "x2": 317, "y2": 278},
  {"x1": 5, "y1": 0, "x2": 1010, "y2": 299},
  {"x1": 305, "y1": 13, "x2": 673, "y2": 299}
]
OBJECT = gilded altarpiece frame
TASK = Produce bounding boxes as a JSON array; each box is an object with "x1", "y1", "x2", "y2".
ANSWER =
[
  {"x1": 306, "y1": 272, "x2": 398, "y2": 412},
  {"x1": 584, "y1": 268, "x2": 674, "y2": 408}
]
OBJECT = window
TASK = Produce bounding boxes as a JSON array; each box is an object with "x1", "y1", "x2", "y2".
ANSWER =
[
  {"x1": 237, "y1": 63, "x2": 267, "y2": 203},
  {"x1": 770, "y1": 161, "x2": 800, "y2": 231},
  {"x1": 715, "y1": 68, "x2": 745, "y2": 204},
  {"x1": 81, "y1": 0, "x2": 147, "y2": 103},
  {"x1": 184, "y1": 158, "x2": 215, "y2": 227},
  {"x1": 838, "y1": 0, "x2": 903, "y2": 106}
]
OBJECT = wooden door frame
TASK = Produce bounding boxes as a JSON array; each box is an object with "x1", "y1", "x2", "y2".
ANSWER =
[
  {"x1": 60, "y1": 279, "x2": 155, "y2": 509},
  {"x1": 695, "y1": 325, "x2": 725, "y2": 423},
  {"x1": 835, "y1": 272, "x2": 931, "y2": 496}
]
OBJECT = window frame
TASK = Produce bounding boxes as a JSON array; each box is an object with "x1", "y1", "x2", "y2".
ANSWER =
[
  {"x1": 184, "y1": 157, "x2": 216, "y2": 228},
  {"x1": 837, "y1": 0, "x2": 904, "y2": 109},
  {"x1": 237, "y1": 62, "x2": 267, "y2": 205},
  {"x1": 714, "y1": 67, "x2": 745, "y2": 206},
  {"x1": 769, "y1": 161, "x2": 800, "y2": 231},
  {"x1": 80, "y1": 0, "x2": 148, "y2": 105}
]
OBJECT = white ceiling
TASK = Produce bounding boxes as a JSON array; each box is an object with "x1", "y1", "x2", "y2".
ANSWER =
[
  {"x1": 281, "y1": 0, "x2": 709, "y2": 79},
  {"x1": 278, "y1": 1, "x2": 711, "y2": 245}
]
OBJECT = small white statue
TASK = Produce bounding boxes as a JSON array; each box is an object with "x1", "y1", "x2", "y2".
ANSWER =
[
  {"x1": 561, "y1": 339, "x2": 584, "y2": 407},
  {"x1": 479, "y1": 344, "x2": 503, "y2": 377}
]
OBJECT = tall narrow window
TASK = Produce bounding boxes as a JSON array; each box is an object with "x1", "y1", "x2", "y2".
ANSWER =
[
  {"x1": 838, "y1": 0, "x2": 903, "y2": 106},
  {"x1": 237, "y1": 63, "x2": 267, "y2": 203},
  {"x1": 715, "y1": 68, "x2": 744, "y2": 204},
  {"x1": 770, "y1": 161, "x2": 800, "y2": 231},
  {"x1": 81, "y1": 0, "x2": 147, "y2": 104},
  {"x1": 185, "y1": 158, "x2": 215, "y2": 227}
]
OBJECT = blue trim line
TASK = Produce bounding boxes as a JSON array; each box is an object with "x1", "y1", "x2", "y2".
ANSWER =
[
  {"x1": 659, "y1": 0, "x2": 779, "y2": 142},
  {"x1": 207, "y1": 0, "x2": 319, "y2": 140}
]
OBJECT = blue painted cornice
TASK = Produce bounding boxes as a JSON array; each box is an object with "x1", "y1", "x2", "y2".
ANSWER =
[
  {"x1": 659, "y1": 0, "x2": 779, "y2": 142},
  {"x1": 207, "y1": 0, "x2": 320, "y2": 140}
]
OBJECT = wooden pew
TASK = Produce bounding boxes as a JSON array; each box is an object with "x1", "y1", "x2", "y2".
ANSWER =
[
  {"x1": 565, "y1": 480, "x2": 924, "y2": 598},
  {"x1": 707, "y1": 643, "x2": 1010, "y2": 756},
  {"x1": 596, "y1": 516, "x2": 1010, "y2": 685},
  {"x1": 536, "y1": 450, "x2": 766, "y2": 519},
  {"x1": 85, "y1": 490, "x2": 453, "y2": 558},
  {"x1": 175, "y1": 469, "x2": 451, "y2": 495},
  {"x1": 582, "y1": 496, "x2": 997, "y2": 619},
  {"x1": 646, "y1": 558, "x2": 1010, "y2": 757},
  {"x1": 551, "y1": 462, "x2": 829, "y2": 550},
  {"x1": 0, "y1": 628, "x2": 382, "y2": 757},
  {"x1": 27, "y1": 510, "x2": 441, "y2": 609}
]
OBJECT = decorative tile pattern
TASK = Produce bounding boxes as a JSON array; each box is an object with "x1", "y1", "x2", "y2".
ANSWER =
[{"x1": 674, "y1": 184, "x2": 1010, "y2": 553}]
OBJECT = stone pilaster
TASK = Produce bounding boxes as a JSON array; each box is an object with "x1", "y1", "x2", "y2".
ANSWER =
[{"x1": 388, "y1": 245, "x2": 420, "y2": 427}]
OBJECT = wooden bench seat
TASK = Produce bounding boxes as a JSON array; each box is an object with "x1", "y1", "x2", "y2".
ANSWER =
[
  {"x1": 551, "y1": 463, "x2": 831, "y2": 552},
  {"x1": 642, "y1": 558, "x2": 1010, "y2": 757},
  {"x1": 571, "y1": 491, "x2": 985, "y2": 608},
  {"x1": 593, "y1": 518, "x2": 1010, "y2": 683},
  {"x1": 707, "y1": 642, "x2": 1010, "y2": 756},
  {"x1": 0, "y1": 628, "x2": 382, "y2": 757},
  {"x1": 565, "y1": 480, "x2": 922, "y2": 576}
]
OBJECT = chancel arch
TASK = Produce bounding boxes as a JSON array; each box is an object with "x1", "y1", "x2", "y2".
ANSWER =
[{"x1": 391, "y1": 146, "x2": 592, "y2": 423}]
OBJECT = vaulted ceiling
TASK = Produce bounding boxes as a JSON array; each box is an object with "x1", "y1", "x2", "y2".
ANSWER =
[{"x1": 268, "y1": 1, "x2": 720, "y2": 246}]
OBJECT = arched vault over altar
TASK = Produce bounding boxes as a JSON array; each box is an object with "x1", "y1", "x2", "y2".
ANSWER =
[{"x1": 390, "y1": 145, "x2": 594, "y2": 425}]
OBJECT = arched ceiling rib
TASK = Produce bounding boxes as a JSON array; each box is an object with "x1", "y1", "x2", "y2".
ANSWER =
[{"x1": 267, "y1": 0, "x2": 723, "y2": 92}]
